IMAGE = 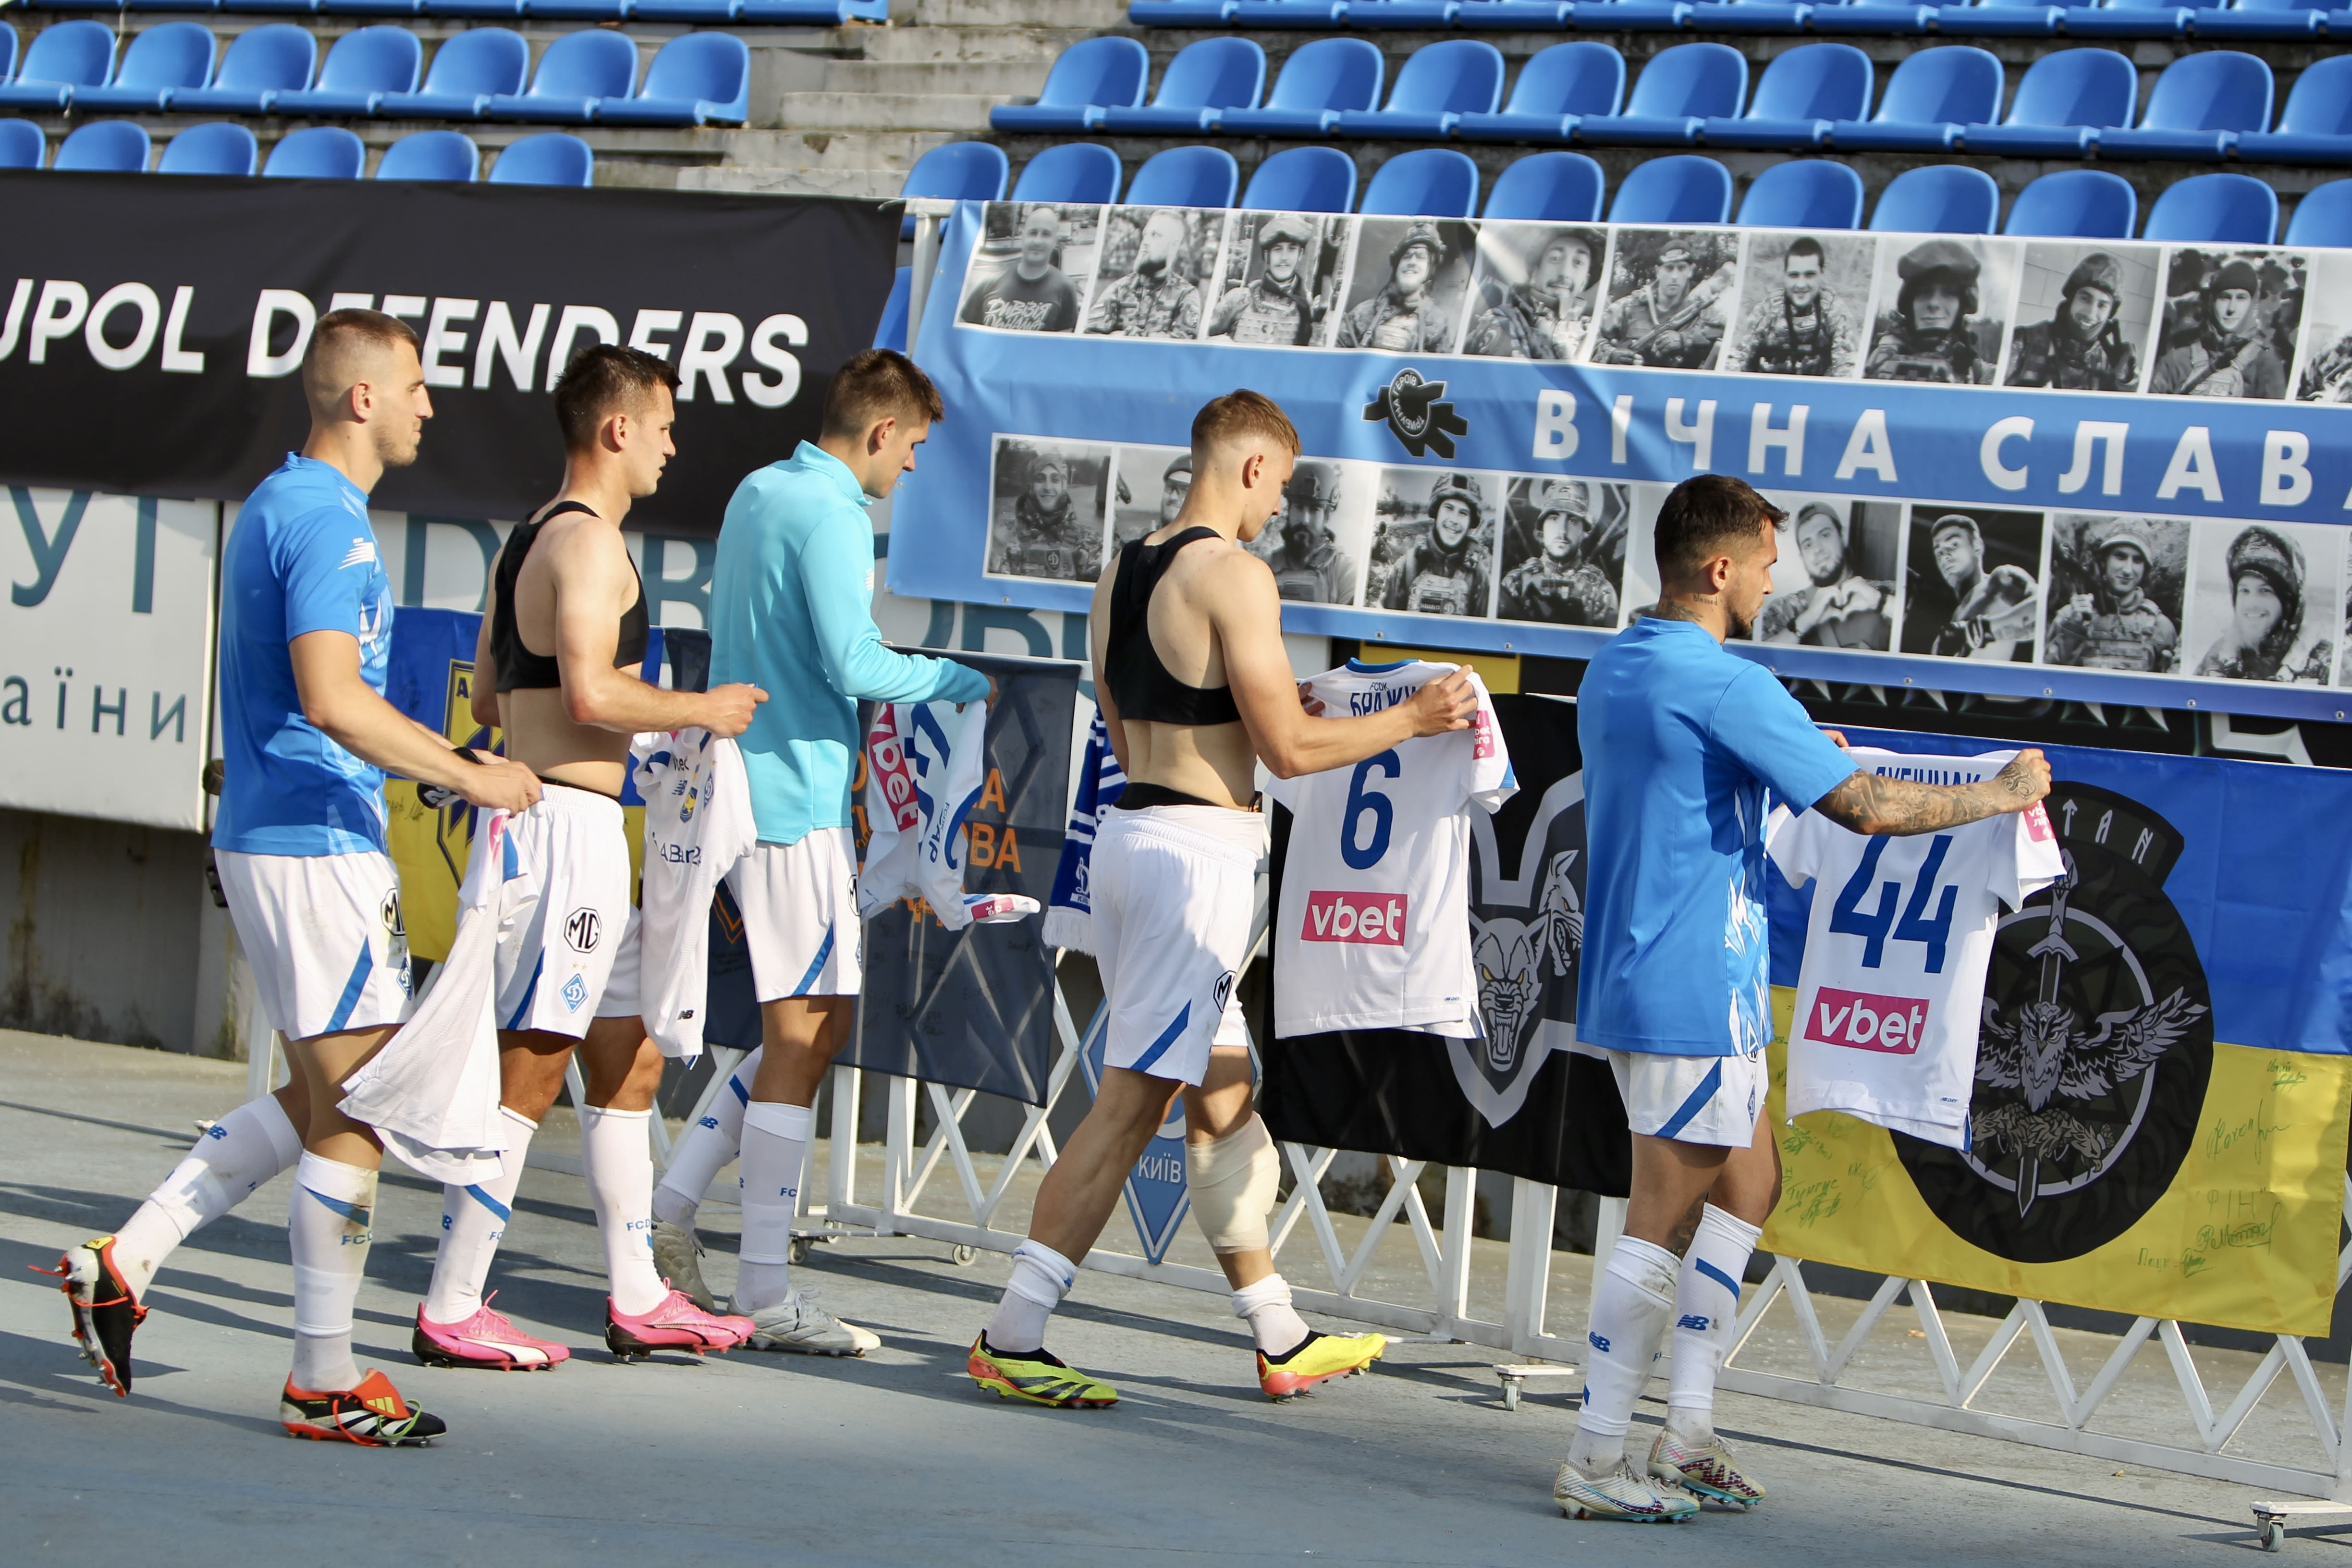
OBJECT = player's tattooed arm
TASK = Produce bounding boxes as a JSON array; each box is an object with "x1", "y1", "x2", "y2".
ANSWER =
[{"x1": 1813, "y1": 748, "x2": 2052, "y2": 837}]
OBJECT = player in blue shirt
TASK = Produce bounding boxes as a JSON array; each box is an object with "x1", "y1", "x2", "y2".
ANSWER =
[
  {"x1": 50, "y1": 310, "x2": 537, "y2": 1445},
  {"x1": 1560, "y1": 475, "x2": 2049, "y2": 1522}
]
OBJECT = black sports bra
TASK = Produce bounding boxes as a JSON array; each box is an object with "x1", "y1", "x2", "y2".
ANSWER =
[
  {"x1": 490, "y1": 500, "x2": 650, "y2": 693},
  {"x1": 1106, "y1": 527, "x2": 1242, "y2": 727}
]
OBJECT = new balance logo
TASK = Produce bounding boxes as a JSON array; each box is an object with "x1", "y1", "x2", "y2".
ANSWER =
[
  {"x1": 1303, "y1": 890, "x2": 1407, "y2": 945},
  {"x1": 1588, "y1": 1331, "x2": 1610, "y2": 1352},
  {"x1": 340, "y1": 539, "x2": 378, "y2": 569},
  {"x1": 1678, "y1": 1314, "x2": 1712, "y2": 1332}
]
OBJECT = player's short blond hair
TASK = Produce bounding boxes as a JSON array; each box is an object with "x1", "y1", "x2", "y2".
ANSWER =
[{"x1": 1190, "y1": 390, "x2": 1300, "y2": 459}]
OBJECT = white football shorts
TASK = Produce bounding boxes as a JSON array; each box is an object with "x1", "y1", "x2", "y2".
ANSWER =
[
  {"x1": 491, "y1": 784, "x2": 642, "y2": 1037},
  {"x1": 1608, "y1": 1047, "x2": 1770, "y2": 1150},
  {"x1": 1092, "y1": 804, "x2": 1260, "y2": 1087},
  {"x1": 727, "y1": 828, "x2": 861, "y2": 1002},
  {"x1": 214, "y1": 848, "x2": 413, "y2": 1041}
]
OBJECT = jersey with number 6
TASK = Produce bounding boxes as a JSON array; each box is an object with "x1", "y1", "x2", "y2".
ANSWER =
[
  {"x1": 1267, "y1": 660, "x2": 1516, "y2": 1038},
  {"x1": 1766, "y1": 748, "x2": 2064, "y2": 1148}
]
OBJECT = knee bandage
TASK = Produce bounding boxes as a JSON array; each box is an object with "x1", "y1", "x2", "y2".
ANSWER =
[{"x1": 1187, "y1": 1114, "x2": 1280, "y2": 1254}]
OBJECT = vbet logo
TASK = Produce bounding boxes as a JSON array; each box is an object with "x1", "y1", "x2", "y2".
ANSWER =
[
  {"x1": 1303, "y1": 890, "x2": 1408, "y2": 946},
  {"x1": 1804, "y1": 985, "x2": 1929, "y2": 1055}
]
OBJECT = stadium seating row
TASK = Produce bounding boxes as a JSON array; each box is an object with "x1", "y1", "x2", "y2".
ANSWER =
[
  {"x1": 0, "y1": 19, "x2": 747, "y2": 123},
  {"x1": 1131, "y1": 0, "x2": 2352, "y2": 42},
  {"x1": 992, "y1": 35, "x2": 2352, "y2": 165},
  {"x1": 13, "y1": 0, "x2": 879, "y2": 23},
  {"x1": 0, "y1": 114, "x2": 595, "y2": 176}
]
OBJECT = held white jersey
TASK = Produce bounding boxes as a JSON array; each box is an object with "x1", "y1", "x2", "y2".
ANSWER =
[
  {"x1": 1267, "y1": 660, "x2": 1515, "y2": 1038},
  {"x1": 633, "y1": 729, "x2": 759, "y2": 1060},
  {"x1": 1766, "y1": 748, "x2": 2064, "y2": 1148},
  {"x1": 859, "y1": 699, "x2": 1040, "y2": 932}
]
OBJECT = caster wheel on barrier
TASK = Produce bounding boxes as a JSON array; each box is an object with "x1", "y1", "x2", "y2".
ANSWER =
[
  {"x1": 952, "y1": 1244, "x2": 979, "y2": 1266},
  {"x1": 1500, "y1": 1378, "x2": 1522, "y2": 1413},
  {"x1": 2262, "y1": 1521, "x2": 2285, "y2": 1553},
  {"x1": 789, "y1": 1238, "x2": 810, "y2": 1266}
]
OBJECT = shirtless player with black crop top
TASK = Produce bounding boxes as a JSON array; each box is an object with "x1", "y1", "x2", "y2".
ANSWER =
[
  {"x1": 411, "y1": 345, "x2": 769, "y2": 1370},
  {"x1": 969, "y1": 391, "x2": 1476, "y2": 1408}
]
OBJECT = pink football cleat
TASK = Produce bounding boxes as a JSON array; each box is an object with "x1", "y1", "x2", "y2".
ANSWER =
[
  {"x1": 605, "y1": 1289, "x2": 756, "y2": 1361},
  {"x1": 411, "y1": 1295, "x2": 571, "y2": 1371}
]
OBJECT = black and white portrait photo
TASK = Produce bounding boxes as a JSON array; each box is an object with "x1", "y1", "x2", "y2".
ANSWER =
[
  {"x1": 1336, "y1": 218, "x2": 1475, "y2": 354},
  {"x1": 984, "y1": 437, "x2": 1112, "y2": 583},
  {"x1": 1752, "y1": 496, "x2": 1899, "y2": 651},
  {"x1": 2295, "y1": 251, "x2": 2352, "y2": 402},
  {"x1": 1864, "y1": 236, "x2": 2009, "y2": 385},
  {"x1": 1107, "y1": 443, "x2": 1190, "y2": 553},
  {"x1": 1206, "y1": 211, "x2": 1351, "y2": 348},
  {"x1": 1899, "y1": 506, "x2": 2047, "y2": 662},
  {"x1": 1243, "y1": 458, "x2": 1365, "y2": 605},
  {"x1": 2042, "y1": 514, "x2": 2187, "y2": 674},
  {"x1": 957, "y1": 202, "x2": 1101, "y2": 335},
  {"x1": 1083, "y1": 206, "x2": 1225, "y2": 341},
  {"x1": 2185, "y1": 520, "x2": 2338, "y2": 686},
  {"x1": 2003, "y1": 242, "x2": 2158, "y2": 393},
  {"x1": 1591, "y1": 231, "x2": 1738, "y2": 370},
  {"x1": 1366, "y1": 468, "x2": 1497, "y2": 618},
  {"x1": 2146, "y1": 248, "x2": 2305, "y2": 401},
  {"x1": 1723, "y1": 233, "x2": 1875, "y2": 379},
  {"x1": 1495, "y1": 477, "x2": 1625, "y2": 626},
  {"x1": 1461, "y1": 224, "x2": 1607, "y2": 361}
]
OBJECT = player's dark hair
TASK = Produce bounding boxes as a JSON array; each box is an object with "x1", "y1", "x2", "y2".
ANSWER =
[
  {"x1": 1191, "y1": 389, "x2": 1300, "y2": 456},
  {"x1": 1654, "y1": 474, "x2": 1786, "y2": 583},
  {"x1": 553, "y1": 344, "x2": 678, "y2": 453},
  {"x1": 822, "y1": 348, "x2": 945, "y2": 438},
  {"x1": 1784, "y1": 236, "x2": 1825, "y2": 268}
]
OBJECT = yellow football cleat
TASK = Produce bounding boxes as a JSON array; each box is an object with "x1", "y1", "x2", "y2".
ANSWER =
[
  {"x1": 1256, "y1": 1330, "x2": 1386, "y2": 1400},
  {"x1": 967, "y1": 1334, "x2": 1119, "y2": 1409}
]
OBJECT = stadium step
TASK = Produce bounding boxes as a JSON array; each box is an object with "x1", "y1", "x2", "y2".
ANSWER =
[
  {"x1": 775, "y1": 89, "x2": 1012, "y2": 131},
  {"x1": 818, "y1": 59, "x2": 1054, "y2": 96}
]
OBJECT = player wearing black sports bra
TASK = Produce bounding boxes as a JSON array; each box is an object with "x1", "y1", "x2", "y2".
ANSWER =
[{"x1": 970, "y1": 392, "x2": 1475, "y2": 1411}]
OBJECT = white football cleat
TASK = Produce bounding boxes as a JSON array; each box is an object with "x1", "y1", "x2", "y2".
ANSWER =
[{"x1": 1553, "y1": 1458, "x2": 1701, "y2": 1523}]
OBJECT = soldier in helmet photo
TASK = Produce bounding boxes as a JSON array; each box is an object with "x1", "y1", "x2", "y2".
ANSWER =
[
  {"x1": 1900, "y1": 507, "x2": 2046, "y2": 662},
  {"x1": 1463, "y1": 225, "x2": 1604, "y2": 360},
  {"x1": 1338, "y1": 219, "x2": 1469, "y2": 353},
  {"x1": 1084, "y1": 207, "x2": 1211, "y2": 340},
  {"x1": 985, "y1": 439, "x2": 1111, "y2": 582},
  {"x1": 1109, "y1": 447, "x2": 1192, "y2": 551},
  {"x1": 2005, "y1": 245, "x2": 2150, "y2": 392},
  {"x1": 2192, "y1": 524, "x2": 2336, "y2": 685},
  {"x1": 1723, "y1": 235, "x2": 1868, "y2": 378},
  {"x1": 2147, "y1": 251, "x2": 2301, "y2": 400},
  {"x1": 1497, "y1": 478, "x2": 1619, "y2": 626},
  {"x1": 1370, "y1": 469, "x2": 1495, "y2": 618},
  {"x1": 2045, "y1": 517, "x2": 2185, "y2": 674},
  {"x1": 1753, "y1": 501, "x2": 1897, "y2": 650},
  {"x1": 1207, "y1": 214, "x2": 1329, "y2": 347},
  {"x1": 1248, "y1": 461, "x2": 1360, "y2": 605},
  {"x1": 1866, "y1": 238, "x2": 2002, "y2": 384},
  {"x1": 1594, "y1": 233, "x2": 1734, "y2": 369}
]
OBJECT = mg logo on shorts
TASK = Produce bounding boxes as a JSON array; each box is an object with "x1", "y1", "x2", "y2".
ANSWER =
[
  {"x1": 1302, "y1": 891, "x2": 1407, "y2": 945},
  {"x1": 1805, "y1": 986, "x2": 1929, "y2": 1055},
  {"x1": 565, "y1": 907, "x2": 602, "y2": 953},
  {"x1": 1213, "y1": 970, "x2": 1236, "y2": 1015},
  {"x1": 380, "y1": 889, "x2": 404, "y2": 937}
]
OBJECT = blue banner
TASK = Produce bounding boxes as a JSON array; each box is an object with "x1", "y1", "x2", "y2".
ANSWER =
[{"x1": 895, "y1": 202, "x2": 2352, "y2": 722}]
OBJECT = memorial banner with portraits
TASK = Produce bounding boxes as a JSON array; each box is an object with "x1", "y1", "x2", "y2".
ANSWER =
[{"x1": 894, "y1": 202, "x2": 2352, "y2": 721}]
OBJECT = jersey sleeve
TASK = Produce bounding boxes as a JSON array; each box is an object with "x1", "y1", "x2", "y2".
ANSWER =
[
  {"x1": 1988, "y1": 800, "x2": 2067, "y2": 910},
  {"x1": 1710, "y1": 663, "x2": 1859, "y2": 812},
  {"x1": 1261, "y1": 665, "x2": 1342, "y2": 810},
  {"x1": 276, "y1": 507, "x2": 378, "y2": 643},
  {"x1": 1764, "y1": 802, "x2": 1830, "y2": 888},
  {"x1": 1464, "y1": 669, "x2": 1517, "y2": 812}
]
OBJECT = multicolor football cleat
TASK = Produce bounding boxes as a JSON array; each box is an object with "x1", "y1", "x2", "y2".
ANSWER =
[
  {"x1": 1650, "y1": 1430, "x2": 1768, "y2": 1509},
  {"x1": 45, "y1": 1235, "x2": 147, "y2": 1397},
  {"x1": 281, "y1": 1370, "x2": 447, "y2": 1446},
  {"x1": 412, "y1": 1295, "x2": 570, "y2": 1371},
  {"x1": 1256, "y1": 1330, "x2": 1386, "y2": 1401},
  {"x1": 967, "y1": 1335, "x2": 1118, "y2": 1408},
  {"x1": 1552, "y1": 1458, "x2": 1701, "y2": 1523},
  {"x1": 605, "y1": 1289, "x2": 755, "y2": 1360}
]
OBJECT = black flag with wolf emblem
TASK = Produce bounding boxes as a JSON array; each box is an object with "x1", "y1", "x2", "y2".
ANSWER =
[{"x1": 1261, "y1": 695, "x2": 1630, "y2": 1194}]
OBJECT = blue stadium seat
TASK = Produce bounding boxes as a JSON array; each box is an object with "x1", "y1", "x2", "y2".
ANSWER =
[
  {"x1": 273, "y1": 26, "x2": 422, "y2": 116},
  {"x1": 54, "y1": 120, "x2": 151, "y2": 172},
  {"x1": 487, "y1": 128, "x2": 593, "y2": 184},
  {"x1": 1605, "y1": 152, "x2": 1731, "y2": 222},
  {"x1": 169, "y1": 24, "x2": 316, "y2": 114},
  {"x1": 1575, "y1": 42, "x2": 1746, "y2": 147},
  {"x1": 1829, "y1": 45, "x2": 2000, "y2": 152},
  {"x1": 1574, "y1": 0, "x2": 1697, "y2": 29},
  {"x1": 2142, "y1": 170, "x2": 2275, "y2": 241},
  {"x1": 1457, "y1": 1, "x2": 1578, "y2": 29},
  {"x1": 1217, "y1": 37, "x2": 1381, "y2": 138},
  {"x1": 159, "y1": 120, "x2": 260, "y2": 174},
  {"x1": 596, "y1": 33, "x2": 748, "y2": 124},
  {"x1": 2193, "y1": 0, "x2": 2325, "y2": 39},
  {"x1": 1228, "y1": 0, "x2": 1346, "y2": 24},
  {"x1": 520, "y1": 0, "x2": 631, "y2": 17},
  {"x1": 1099, "y1": 38, "x2": 1264, "y2": 134},
  {"x1": 1960, "y1": 46, "x2": 2133, "y2": 157},
  {"x1": 1128, "y1": 0, "x2": 1243, "y2": 23},
  {"x1": 1687, "y1": 0, "x2": 1813, "y2": 34},
  {"x1": 378, "y1": 28, "x2": 527, "y2": 118},
  {"x1": 899, "y1": 140, "x2": 1008, "y2": 236},
  {"x1": 2003, "y1": 167, "x2": 2136, "y2": 235},
  {"x1": 1011, "y1": 141, "x2": 1124, "y2": 203},
  {"x1": 75, "y1": 24, "x2": 216, "y2": 113},
  {"x1": 739, "y1": 0, "x2": 891, "y2": 18},
  {"x1": 1359, "y1": 146, "x2": 1480, "y2": 215},
  {"x1": 1125, "y1": 144, "x2": 1238, "y2": 206},
  {"x1": 2284, "y1": 178, "x2": 2352, "y2": 246},
  {"x1": 1333, "y1": 39, "x2": 1503, "y2": 139},
  {"x1": 2062, "y1": 0, "x2": 2191, "y2": 37},
  {"x1": 1936, "y1": 0, "x2": 2063, "y2": 38},
  {"x1": 2235, "y1": 56, "x2": 2352, "y2": 166},
  {"x1": 874, "y1": 266, "x2": 911, "y2": 354},
  {"x1": 485, "y1": 28, "x2": 637, "y2": 122},
  {"x1": 630, "y1": 0, "x2": 741, "y2": 19},
  {"x1": 1702, "y1": 41, "x2": 1872, "y2": 150},
  {"x1": 0, "y1": 119, "x2": 44, "y2": 170},
  {"x1": 1241, "y1": 144, "x2": 1356, "y2": 211},
  {"x1": 421, "y1": 0, "x2": 527, "y2": 16},
  {"x1": 0, "y1": 29, "x2": 14, "y2": 88},
  {"x1": 1456, "y1": 42, "x2": 1622, "y2": 145},
  {"x1": 1808, "y1": 0, "x2": 1936, "y2": 34},
  {"x1": 265, "y1": 124, "x2": 366, "y2": 176},
  {"x1": 1735, "y1": 157, "x2": 1863, "y2": 227},
  {"x1": 0, "y1": 20, "x2": 117, "y2": 111},
  {"x1": 376, "y1": 126, "x2": 478, "y2": 178},
  {"x1": 1869, "y1": 163, "x2": 1998, "y2": 232},
  {"x1": 1482, "y1": 149, "x2": 1604, "y2": 219},
  {"x1": 2096, "y1": 51, "x2": 2271, "y2": 159},
  {"x1": 989, "y1": 37, "x2": 1148, "y2": 134}
]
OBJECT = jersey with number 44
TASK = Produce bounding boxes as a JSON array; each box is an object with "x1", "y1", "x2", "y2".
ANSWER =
[
  {"x1": 1268, "y1": 660, "x2": 1515, "y2": 1038},
  {"x1": 1766, "y1": 748, "x2": 2063, "y2": 1148}
]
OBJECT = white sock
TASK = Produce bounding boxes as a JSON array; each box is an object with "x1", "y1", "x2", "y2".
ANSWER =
[
  {"x1": 652, "y1": 1047, "x2": 760, "y2": 1230},
  {"x1": 1665, "y1": 1205, "x2": 1762, "y2": 1448},
  {"x1": 734, "y1": 1099, "x2": 810, "y2": 1314},
  {"x1": 986, "y1": 1239, "x2": 1076, "y2": 1355},
  {"x1": 581, "y1": 1105, "x2": 667, "y2": 1316},
  {"x1": 113, "y1": 1094, "x2": 303, "y2": 1299},
  {"x1": 288, "y1": 1152, "x2": 377, "y2": 1393},
  {"x1": 1568, "y1": 1236, "x2": 1679, "y2": 1475},
  {"x1": 423, "y1": 1107, "x2": 536, "y2": 1325},
  {"x1": 1231, "y1": 1273, "x2": 1312, "y2": 1356}
]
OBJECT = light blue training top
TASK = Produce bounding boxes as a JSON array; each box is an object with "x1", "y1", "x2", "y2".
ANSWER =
[
  {"x1": 213, "y1": 453, "x2": 396, "y2": 858},
  {"x1": 712, "y1": 441, "x2": 988, "y2": 846},
  {"x1": 1576, "y1": 617, "x2": 1856, "y2": 1058}
]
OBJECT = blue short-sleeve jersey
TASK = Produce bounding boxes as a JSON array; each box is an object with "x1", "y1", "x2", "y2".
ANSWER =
[
  {"x1": 212, "y1": 454, "x2": 396, "y2": 857},
  {"x1": 1576, "y1": 618, "x2": 1857, "y2": 1057}
]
